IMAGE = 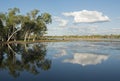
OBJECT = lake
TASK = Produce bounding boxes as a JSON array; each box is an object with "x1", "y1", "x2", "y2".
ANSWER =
[{"x1": 0, "y1": 41, "x2": 120, "y2": 81}]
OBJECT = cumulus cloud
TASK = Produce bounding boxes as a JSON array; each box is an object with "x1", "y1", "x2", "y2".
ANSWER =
[
  {"x1": 53, "y1": 16, "x2": 68, "y2": 27},
  {"x1": 63, "y1": 53, "x2": 109, "y2": 66},
  {"x1": 62, "y1": 10, "x2": 110, "y2": 23}
]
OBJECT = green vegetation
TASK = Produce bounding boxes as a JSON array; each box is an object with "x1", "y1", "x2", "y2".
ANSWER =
[
  {"x1": 0, "y1": 8, "x2": 52, "y2": 42},
  {"x1": 45, "y1": 35, "x2": 120, "y2": 39},
  {"x1": 37, "y1": 35, "x2": 120, "y2": 41}
]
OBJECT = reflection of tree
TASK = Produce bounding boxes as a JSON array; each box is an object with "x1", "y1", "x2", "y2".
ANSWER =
[{"x1": 0, "y1": 43, "x2": 51, "y2": 78}]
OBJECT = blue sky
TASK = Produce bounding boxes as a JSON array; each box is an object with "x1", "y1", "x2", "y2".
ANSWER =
[{"x1": 0, "y1": 0, "x2": 120, "y2": 36}]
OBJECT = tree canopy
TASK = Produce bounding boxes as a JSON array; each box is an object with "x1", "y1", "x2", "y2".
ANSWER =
[{"x1": 0, "y1": 8, "x2": 52, "y2": 42}]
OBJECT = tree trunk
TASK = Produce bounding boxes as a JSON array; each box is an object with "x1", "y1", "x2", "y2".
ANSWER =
[
  {"x1": 24, "y1": 32, "x2": 28, "y2": 42},
  {"x1": 33, "y1": 34, "x2": 37, "y2": 42},
  {"x1": 27, "y1": 34, "x2": 31, "y2": 42},
  {"x1": 2, "y1": 38, "x2": 4, "y2": 41},
  {"x1": 7, "y1": 29, "x2": 21, "y2": 42}
]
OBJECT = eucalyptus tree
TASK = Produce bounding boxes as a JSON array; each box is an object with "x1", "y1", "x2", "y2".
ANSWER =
[
  {"x1": 6, "y1": 8, "x2": 22, "y2": 41},
  {"x1": 0, "y1": 8, "x2": 52, "y2": 42},
  {"x1": 32, "y1": 12, "x2": 52, "y2": 41},
  {"x1": 21, "y1": 10, "x2": 52, "y2": 41},
  {"x1": 0, "y1": 13, "x2": 8, "y2": 41},
  {"x1": 0, "y1": 8, "x2": 21, "y2": 41}
]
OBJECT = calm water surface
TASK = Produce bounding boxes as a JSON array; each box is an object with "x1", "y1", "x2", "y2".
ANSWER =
[{"x1": 0, "y1": 41, "x2": 120, "y2": 81}]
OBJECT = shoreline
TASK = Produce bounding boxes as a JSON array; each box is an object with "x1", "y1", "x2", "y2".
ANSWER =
[{"x1": 0, "y1": 38, "x2": 120, "y2": 44}]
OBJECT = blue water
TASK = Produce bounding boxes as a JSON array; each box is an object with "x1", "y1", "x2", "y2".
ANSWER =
[{"x1": 0, "y1": 41, "x2": 120, "y2": 81}]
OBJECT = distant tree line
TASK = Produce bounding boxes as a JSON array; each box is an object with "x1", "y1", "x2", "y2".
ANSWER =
[
  {"x1": 63, "y1": 35, "x2": 120, "y2": 39},
  {"x1": 44, "y1": 34, "x2": 120, "y2": 40},
  {"x1": 0, "y1": 8, "x2": 52, "y2": 42}
]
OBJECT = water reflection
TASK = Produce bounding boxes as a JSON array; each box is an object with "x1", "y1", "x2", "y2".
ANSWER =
[
  {"x1": 63, "y1": 53, "x2": 109, "y2": 66},
  {"x1": 54, "y1": 49, "x2": 67, "y2": 58},
  {"x1": 0, "y1": 43, "x2": 51, "y2": 78}
]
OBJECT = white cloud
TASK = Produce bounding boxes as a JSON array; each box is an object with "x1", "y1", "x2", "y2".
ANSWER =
[
  {"x1": 62, "y1": 10, "x2": 110, "y2": 23},
  {"x1": 63, "y1": 53, "x2": 109, "y2": 66},
  {"x1": 53, "y1": 16, "x2": 68, "y2": 27}
]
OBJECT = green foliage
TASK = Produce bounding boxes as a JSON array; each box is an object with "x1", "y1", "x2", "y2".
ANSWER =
[
  {"x1": 0, "y1": 19, "x2": 3, "y2": 28},
  {"x1": 0, "y1": 19, "x2": 4, "y2": 40},
  {"x1": 41, "y1": 13, "x2": 52, "y2": 24},
  {"x1": 0, "y1": 8, "x2": 52, "y2": 42}
]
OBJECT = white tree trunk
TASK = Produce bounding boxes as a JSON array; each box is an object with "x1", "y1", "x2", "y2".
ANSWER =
[
  {"x1": 33, "y1": 34, "x2": 37, "y2": 42},
  {"x1": 24, "y1": 32, "x2": 28, "y2": 42},
  {"x1": 27, "y1": 34, "x2": 31, "y2": 41},
  {"x1": 7, "y1": 29, "x2": 20, "y2": 42}
]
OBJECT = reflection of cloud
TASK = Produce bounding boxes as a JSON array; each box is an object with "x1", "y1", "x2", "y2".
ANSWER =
[
  {"x1": 54, "y1": 50, "x2": 67, "y2": 58},
  {"x1": 63, "y1": 53, "x2": 109, "y2": 66}
]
